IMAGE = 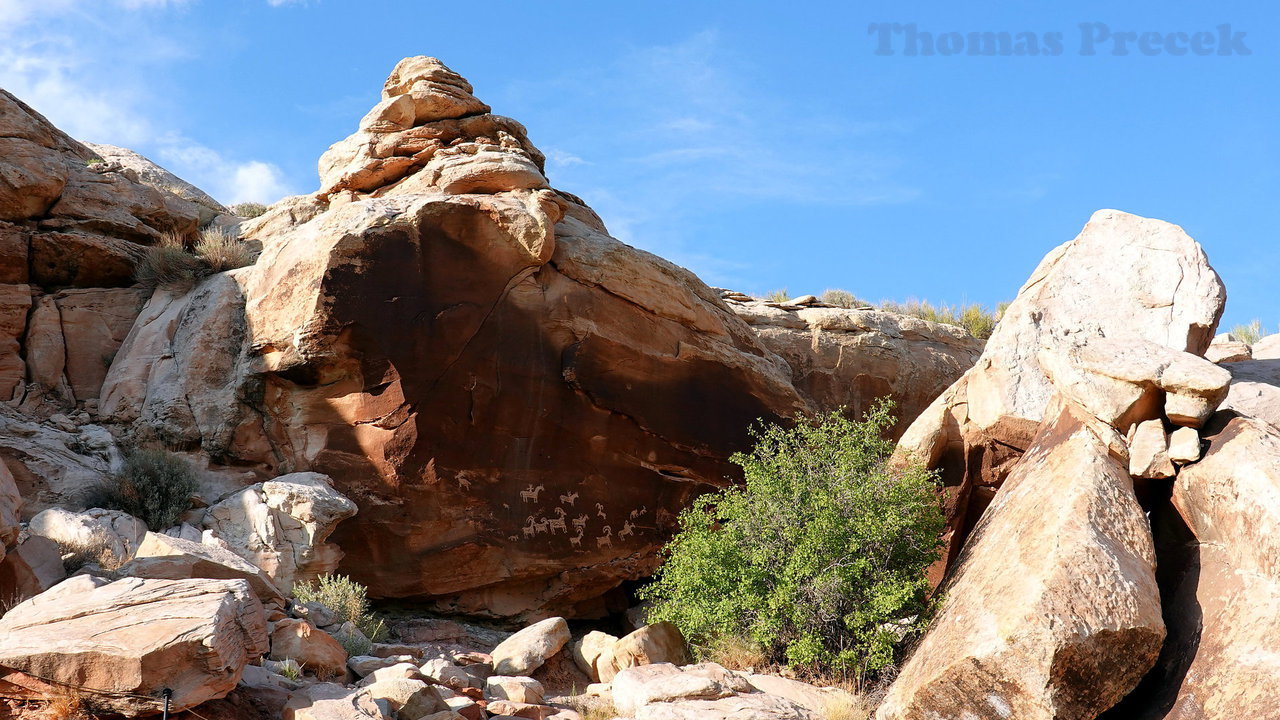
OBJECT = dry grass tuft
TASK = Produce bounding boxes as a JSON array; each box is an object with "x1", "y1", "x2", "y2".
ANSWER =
[
  {"x1": 703, "y1": 634, "x2": 769, "y2": 673},
  {"x1": 194, "y1": 227, "x2": 255, "y2": 272},
  {"x1": 40, "y1": 693, "x2": 88, "y2": 720},
  {"x1": 59, "y1": 536, "x2": 125, "y2": 573},
  {"x1": 135, "y1": 231, "x2": 207, "y2": 290}
]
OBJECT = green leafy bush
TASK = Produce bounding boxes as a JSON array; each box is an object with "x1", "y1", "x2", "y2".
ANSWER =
[
  {"x1": 292, "y1": 573, "x2": 388, "y2": 647},
  {"x1": 194, "y1": 227, "x2": 255, "y2": 272},
  {"x1": 640, "y1": 400, "x2": 944, "y2": 681},
  {"x1": 86, "y1": 448, "x2": 198, "y2": 531},
  {"x1": 229, "y1": 201, "x2": 268, "y2": 218}
]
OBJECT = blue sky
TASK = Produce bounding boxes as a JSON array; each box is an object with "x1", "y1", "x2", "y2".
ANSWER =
[{"x1": 1, "y1": 0, "x2": 1274, "y2": 332}]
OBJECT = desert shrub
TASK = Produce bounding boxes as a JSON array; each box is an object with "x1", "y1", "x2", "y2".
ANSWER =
[
  {"x1": 229, "y1": 201, "x2": 268, "y2": 218},
  {"x1": 292, "y1": 574, "x2": 388, "y2": 645},
  {"x1": 86, "y1": 157, "x2": 103, "y2": 167},
  {"x1": 135, "y1": 232, "x2": 208, "y2": 290},
  {"x1": 764, "y1": 288, "x2": 791, "y2": 302},
  {"x1": 564, "y1": 695, "x2": 621, "y2": 720},
  {"x1": 59, "y1": 535, "x2": 125, "y2": 573},
  {"x1": 821, "y1": 692, "x2": 874, "y2": 720},
  {"x1": 821, "y1": 289, "x2": 867, "y2": 309},
  {"x1": 84, "y1": 448, "x2": 198, "y2": 531},
  {"x1": 640, "y1": 400, "x2": 945, "y2": 682},
  {"x1": 879, "y1": 299, "x2": 1000, "y2": 340},
  {"x1": 1231, "y1": 319, "x2": 1264, "y2": 345},
  {"x1": 194, "y1": 227, "x2": 255, "y2": 272}
]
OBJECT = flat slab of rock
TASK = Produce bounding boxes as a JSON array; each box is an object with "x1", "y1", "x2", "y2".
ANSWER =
[
  {"x1": 283, "y1": 682, "x2": 387, "y2": 720},
  {"x1": 877, "y1": 401, "x2": 1165, "y2": 720},
  {"x1": 0, "y1": 575, "x2": 267, "y2": 715},
  {"x1": 1220, "y1": 358, "x2": 1280, "y2": 431},
  {"x1": 492, "y1": 617, "x2": 570, "y2": 676},
  {"x1": 120, "y1": 531, "x2": 285, "y2": 604}
]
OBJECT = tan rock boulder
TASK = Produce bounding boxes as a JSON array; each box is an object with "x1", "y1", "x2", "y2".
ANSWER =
[
  {"x1": 1253, "y1": 334, "x2": 1280, "y2": 360},
  {"x1": 29, "y1": 230, "x2": 149, "y2": 288},
  {"x1": 1135, "y1": 417, "x2": 1280, "y2": 718},
  {"x1": 611, "y1": 663, "x2": 752, "y2": 716},
  {"x1": 597, "y1": 622, "x2": 690, "y2": 683},
  {"x1": 364, "y1": 676, "x2": 448, "y2": 717},
  {"x1": 1168, "y1": 426, "x2": 1203, "y2": 465},
  {"x1": 896, "y1": 210, "x2": 1225, "y2": 573},
  {"x1": 1129, "y1": 419, "x2": 1175, "y2": 480},
  {"x1": 571, "y1": 630, "x2": 619, "y2": 681},
  {"x1": 492, "y1": 617, "x2": 571, "y2": 676},
  {"x1": 634, "y1": 694, "x2": 818, "y2": 720},
  {"x1": 0, "y1": 535, "x2": 66, "y2": 606},
  {"x1": 27, "y1": 506, "x2": 147, "y2": 565},
  {"x1": 55, "y1": 287, "x2": 149, "y2": 400},
  {"x1": 120, "y1": 531, "x2": 285, "y2": 604},
  {"x1": 1040, "y1": 336, "x2": 1231, "y2": 430},
  {"x1": 203, "y1": 472, "x2": 356, "y2": 591},
  {"x1": 0, "y1": 91, "x2": 77, "y2": 222},
  {"x1": 1219, "y1": 358, "x2": 1280, "y2": 430},
  {"x1": 0, "y1": 575, "x2": 268, "y2": 715},
  {"x1": 484, "y1": 675, "x2": 545, "y2": 703},
  {"x1": 270, "y1": 618, "x2": 349, "y2": 681},
  {"x1": 877, "y1": 401, "x2": 1164, "y2": 720},
  {"x1": 283, "y1": 682, "x2": 387, "y2": 720},
  {"x1": 1205, "y1": 335, "x2": 1251, "y2": 364}
]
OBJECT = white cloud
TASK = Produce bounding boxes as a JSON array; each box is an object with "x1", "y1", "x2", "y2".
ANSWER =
[
  {"x1": 0, "y1": 0, "x2": 300, "y2": 207},
  {"x1": 545, "y1": 148, "x2": 589, "y2": 169},
  {"x1": 266, "y1": 0, "x2": 306, "y2": 5}
]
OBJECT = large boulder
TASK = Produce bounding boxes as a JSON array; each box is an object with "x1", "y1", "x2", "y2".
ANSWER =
[
  {"x1": 270, "y1": 618, "x2": 350, "y2": 681},
  {"x1": 0, "y1": 461, "x2": 19, "y2": 564},
  {"x1": 895, "y1": 210, "x2": 1225, "y2": 574},
  {"x1": 0, "y1": 535, "x2": 66, "y2": 606},
  {"x1": 876, "y1": 400, "x2": 1165, "y2": 720},
  {"x1": 597, "y1": 622, "x2": 690, "y2": 683},
  {"x1": 0, "y1": 575, "x2": 268, "y2": 715},
  {"x1": 27, "y1": 506, "x2": 147, "y2": 566},
  {"x1": 119, "y1": 531, "x2": 286, "y2": 604},
  {"x1": 202, "y1": 472, "x2": 357, "y2": 591},
  {"x1": 491, "y1": 617, "x2": 571, "y2": 676},
  {"x1": 1123, "y1": 417, "x2": 1280, "y2": 718},
  {"x1": 283, "y1": 682, "x2": 387, "y2": 720}
]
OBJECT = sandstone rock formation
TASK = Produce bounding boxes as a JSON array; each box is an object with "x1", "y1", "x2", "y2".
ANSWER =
[
  {"x1": 83, "y1": 142, "x2": 229, "y2": 225},
  {"x1": 1219, "y1": 357, "x2": 1280, "y2": 430},
  {"x1": 202, "y1": 472, "x2": 356, "y2": 591},
  {"x1": 270, "y1": 619, "x2": 350, "y2": 681},
  {"x1": 492, "y1": 617, "x2": 570, "y2": 676},
  {"x1": 0, "y1": 575, "x2": 268, "y2": 715},
  {"x1": 92, "y1": 56, "x2": 974, "y2": 618},
  {"x1": 895, "y1": 210, "x2": 1225, "y2": 572},
  {"x1": 0, "y1": 89, "x2": 212, "y2": 413},
  {"x1": 725, "y1": 297, "x2": 983, "y2": 439},
  {"x1": 877, "y1": 400, "x2": 1165, "y2": 720}
]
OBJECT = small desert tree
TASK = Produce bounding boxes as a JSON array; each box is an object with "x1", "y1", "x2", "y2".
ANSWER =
[{"x1": 640, "y1": 400, "x2": 944, "y2": 682}]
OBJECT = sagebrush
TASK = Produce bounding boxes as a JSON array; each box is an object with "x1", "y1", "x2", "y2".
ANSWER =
[
  {"x1": 84, "y1": 448, "x2": 198, "y2": 531},
  {"x1": 640, "y1": 400, "x2": 945, "y2": 683},
  {"x1": 292, "y1": 573, "x2": 388, "y2": 649},
  {"x1": 229, "y1": 201, "x2": 268, "y2": 218}
]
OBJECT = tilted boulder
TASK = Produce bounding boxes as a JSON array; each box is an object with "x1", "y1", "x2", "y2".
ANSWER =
[
  {"x1": 202, "y1": 472, "x2": 357, "y2": 591},
  {"x1": 1124, "y1": 417, "x2": 1280, "y2": 718},
  {"x1": 877, "y1": 400, "x2": 1165, "y2": 720},
  {"x1": 895, "y1": 210, "x2": 1225, "y2": 574},
  {"x1": 491, "y1": 617, "x2": 570, "y2": 676},
  {"x1": 0, "y1": 535, "x2": 66, "y2": 606},
  {"x1": 119, "y1": 531, "x2": 286, "y2": 604},
  {"x1": 83, "y1": 142, "x2": 229, "y2": 225},
  {"x1": 0, "y1": 575, "x2": 268, "y2": 715}
]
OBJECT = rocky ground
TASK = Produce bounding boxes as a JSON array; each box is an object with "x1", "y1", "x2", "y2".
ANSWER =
[{"x1": 1, "y1": 55, "x2": 1278, "y2": 720}]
